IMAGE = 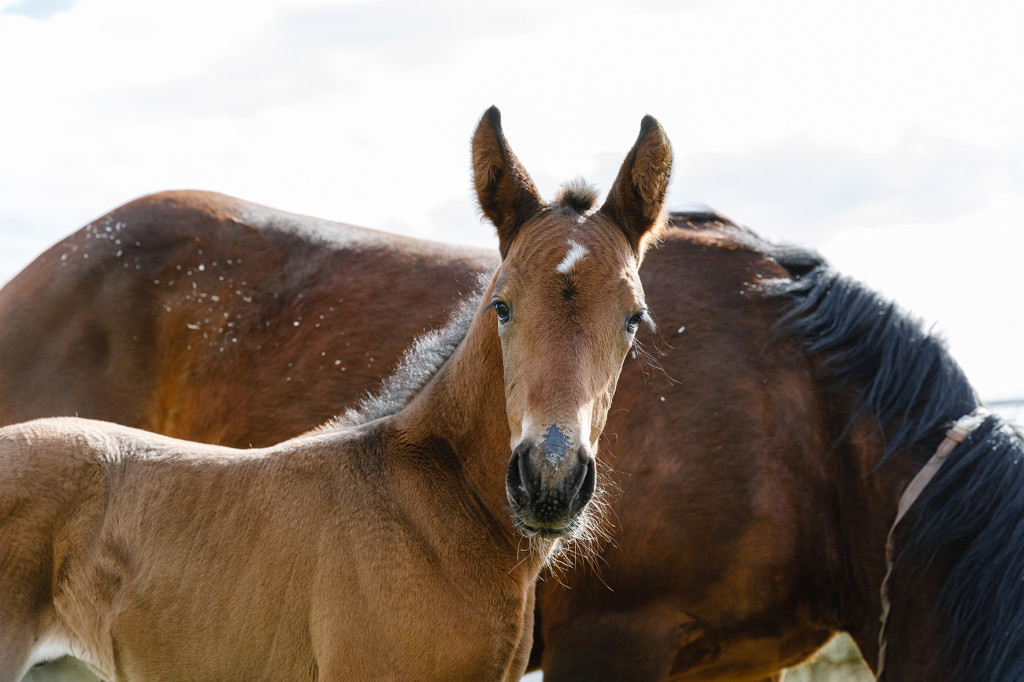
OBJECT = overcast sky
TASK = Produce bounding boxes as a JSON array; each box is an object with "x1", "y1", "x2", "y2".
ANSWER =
[{"x1": 1, "y1": 0, "x2": 1021, "y2": 404}]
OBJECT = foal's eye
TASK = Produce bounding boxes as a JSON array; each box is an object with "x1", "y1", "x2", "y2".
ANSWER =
[
  {"x1": 494, "y1": 301, "x2": 511, "y2": 323},
  {"x1": 626, "y1": 311, "x2": 646, "y2": 333}
]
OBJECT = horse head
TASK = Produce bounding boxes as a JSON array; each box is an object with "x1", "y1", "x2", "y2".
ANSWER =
[{"x1": 472, "y1": 106, "x2": 672, "y2": 538}]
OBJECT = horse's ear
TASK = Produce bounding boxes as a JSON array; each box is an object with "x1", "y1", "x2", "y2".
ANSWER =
[
  {"x1": 599, "y1": 115, "x2": 673, "y2": 260},
  {"x1": 472, "y1": 106, "x2": 545, "y2": 259}
]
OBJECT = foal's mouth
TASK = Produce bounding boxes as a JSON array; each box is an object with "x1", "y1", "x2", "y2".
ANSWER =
[{"x1": 512, "y1": 513, "x2": 583, "y2": 539}]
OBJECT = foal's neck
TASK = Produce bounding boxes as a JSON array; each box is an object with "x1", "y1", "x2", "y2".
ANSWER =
[{"x1": 386, "y1": 293, "x2": 551, "y2": 572}]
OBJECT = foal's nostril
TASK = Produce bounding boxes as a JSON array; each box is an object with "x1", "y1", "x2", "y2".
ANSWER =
[
  {"x1": 518, "y1": 445, "x2": 535, "y2": 496},
  {"x1": 506, "y1": 443, "x2": 535, "y2": 507},
  {"x1": 573, "y1": 448, "x2": 597, "y2": 506},
  {"x1": 509, "y1": 440, "x2": 596, "y2": 530}
]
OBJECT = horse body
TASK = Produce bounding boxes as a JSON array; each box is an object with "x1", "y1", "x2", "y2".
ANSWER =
[
  {"x1": 0, "y1": 108, "x2": 674, "y2": 680},
  {"x1": 0, "y1": 190, "x2": 497, "y2": 447},
  {"x1": 535, "y1": 237, "x2": 1024, "y2": 682}
]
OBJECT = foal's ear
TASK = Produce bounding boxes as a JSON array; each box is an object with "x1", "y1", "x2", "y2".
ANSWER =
[
  {"x1": 599, "y1": 115, "x2": 673, "y2": 259},
  {"x1": 472, "y1": 106, "x2": 545, "y2": 259}
]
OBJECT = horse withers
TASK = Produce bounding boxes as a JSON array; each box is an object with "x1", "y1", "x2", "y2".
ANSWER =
[{"x1": 0, "y1": 107, "x2": 672, "y2": 681}]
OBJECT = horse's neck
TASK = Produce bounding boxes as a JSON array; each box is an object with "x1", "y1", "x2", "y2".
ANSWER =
[
  {"x1": 387, "y1": 308, "x2": 549, "y2": 575},
  {"x1": 827, "y1": 403, "x2": 931, "y2": 662}
]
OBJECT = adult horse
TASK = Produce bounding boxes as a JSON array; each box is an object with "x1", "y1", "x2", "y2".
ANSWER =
[
  {"x1": 4, "y1": 150, "x2": 1023, "y2": 679},
  {"x1": 0, "y1": 107, "x2": 673, "y2": 680}
]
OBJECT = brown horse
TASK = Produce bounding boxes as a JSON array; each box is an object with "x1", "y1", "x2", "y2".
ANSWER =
[
  {"x1": 4, "y1": 146, "x2": 1023, "y2": 679},
  {"x1": 0, "y1": 107, "x2": 673, "y2": 680}
]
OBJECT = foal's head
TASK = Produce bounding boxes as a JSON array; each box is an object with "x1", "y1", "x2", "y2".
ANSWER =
[{"x1": 472, "y1": 107, "x2": 671, "y2": 538}]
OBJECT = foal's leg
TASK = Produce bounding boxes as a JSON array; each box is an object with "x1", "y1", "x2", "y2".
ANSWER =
[
  {"x1": 0, "y1": 630, "x2": 33, "y2": 682},
  {"x1": 0, "y1": 577, "x2": 46, "y2": 682},
  {"x1": 0, "y1": 443, "x2": 90, "y2": 682},
  {"x1": 0, "y1": 509, "x2": 56, "y2": 681}
]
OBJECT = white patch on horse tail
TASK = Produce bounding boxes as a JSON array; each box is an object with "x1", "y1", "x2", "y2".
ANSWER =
[{"x1": 557, "y1": 240, "x2": 589, "y2": 274}]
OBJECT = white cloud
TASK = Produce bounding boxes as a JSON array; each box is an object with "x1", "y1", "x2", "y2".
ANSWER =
[
  {"x1": 674, "y1": 134, "x2": 1024, "y2": 246},
  {"x1": 1, "y1": 0, "x2": 1022, "y2": 400}
]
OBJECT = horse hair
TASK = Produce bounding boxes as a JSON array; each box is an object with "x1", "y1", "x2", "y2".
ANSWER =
[
  {"x1": 334, "y1": 270, "x2": 494, "y2": 427},
  {"x1": 669, "y1": 209, "x2": 827, "y2": 280},
  {"x1": 901, "y1": 416, "x2": 1024, "y2": 680},
  {"x1": 773, "y1": 266, "x2": 1024, "y2": 680},
  {"x1": 763, "y1": 244, "x2": 826, "y2": 281},
  {"x1": 668, "y1": 208, "x2": 732, "y2": 229},
  {"x1": 554, "y1": 178, "x2": 598, "y2": 215},
  {"x1": 772, "y1": 267, "x2": 977, "y2": 456}
]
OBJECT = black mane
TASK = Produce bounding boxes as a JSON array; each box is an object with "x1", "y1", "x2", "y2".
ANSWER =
[
  {"x1": 903, "y1": 415, "x2": 1024, "y2": 679},
  {"x1": 773, "y1": 268, "x2": 977, "y2": 455},
  {"x1": 773, "y1": 266, "x2": 1024, "y2": 680}
]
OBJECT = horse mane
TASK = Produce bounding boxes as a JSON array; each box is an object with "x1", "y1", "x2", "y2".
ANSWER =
[
  {"x1": 903, "y1": 416, "x2": 1024, "y2": 679},
  {"x1": 554, "y1": 178, "x2": 599, "y2": 215},
  {"x1": 330, "y1": 270, "x2": 494, "y2": 428},
  {"x1": 668, "y1": 208, "x2": 827, "y2": 281},
  {"x1": 771, "y1": 266, "x2": 1024, "y2": 679},
  {"x1": 761, "y1": 243, "x2": 826, "y2": 281},
  {"x1": 668, "y1": 208, "x2": 733, "y2": 229},
  {"x1": 772, "y1": 267, "x2": 978, "y2": 455}
]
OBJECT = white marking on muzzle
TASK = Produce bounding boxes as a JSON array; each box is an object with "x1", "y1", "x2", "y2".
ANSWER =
[
  {"x1": 577, "y1": 402, "x2": 593, "y2": 448},
  {"x1": 513, "y1": 414, "x2": 536, "y2": 451}
]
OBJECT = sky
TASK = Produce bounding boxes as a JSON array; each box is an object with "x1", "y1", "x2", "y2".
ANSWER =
[{"x1": 1, "y1": 0, "x2": 1022, "y2": 405}]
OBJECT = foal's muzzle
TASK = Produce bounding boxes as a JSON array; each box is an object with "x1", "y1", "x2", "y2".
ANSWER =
[{"x1": 505, "y1": 436, "x2": 597, "y2": 538}]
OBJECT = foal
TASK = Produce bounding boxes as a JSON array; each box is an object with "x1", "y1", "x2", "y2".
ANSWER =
[{"x1": 0, "y1": 107, "x2": 672, "y2": 681}]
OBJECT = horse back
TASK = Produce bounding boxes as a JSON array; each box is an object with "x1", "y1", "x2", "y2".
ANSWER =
[{"x1": 0, "y1": 190, "x2": 498, "y2": 445}]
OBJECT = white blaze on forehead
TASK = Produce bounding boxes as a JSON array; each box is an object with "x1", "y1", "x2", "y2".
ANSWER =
[{"x1": 556, "y1": 239, "x2": 589, "y2": 274}]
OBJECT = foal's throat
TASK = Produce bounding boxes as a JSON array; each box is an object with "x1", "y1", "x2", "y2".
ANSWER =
[{"x1": 387, "y1": 301, "x2": 532, "y2": 550}]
